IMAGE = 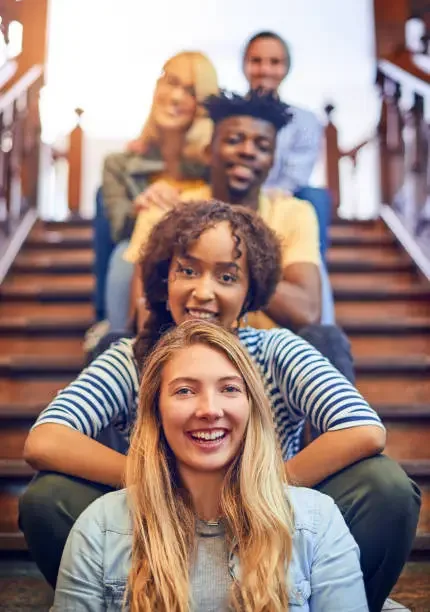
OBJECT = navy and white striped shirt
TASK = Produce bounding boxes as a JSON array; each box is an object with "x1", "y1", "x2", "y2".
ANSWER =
[{"x1": 33, "y1": 327, "x2": 383, "y2": 459}]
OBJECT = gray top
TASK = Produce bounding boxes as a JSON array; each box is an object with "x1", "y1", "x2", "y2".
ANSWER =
[{"x1": 190, "y1": 519, "x2": 232, "y2": 611}]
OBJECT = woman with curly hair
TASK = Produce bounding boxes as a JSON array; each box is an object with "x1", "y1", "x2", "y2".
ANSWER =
[
  {"x1": 53, "y1": 320, "x2": 367, "y2": 611},
  {"x1": 21, "y1": 202, "x2": 418, "y2": 612}
]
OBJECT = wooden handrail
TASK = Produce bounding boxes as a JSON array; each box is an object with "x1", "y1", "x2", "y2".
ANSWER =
[{"x1": 377, "y1": 58, "x2": 430, "y2": 272}]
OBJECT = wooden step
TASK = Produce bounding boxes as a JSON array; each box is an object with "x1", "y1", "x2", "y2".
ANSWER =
[
  {"x1": 351, "y1": 335, "x2": 430, "y2": 359},
  {"x1": 340, "y1": 317, "x2": 430, "y2": 335},
  {"x1": 328, "y1": 258, "x2": 414, "y2": 273},
  {"x1": 0, "y1": 425, "x2": 32, "y2": 460},
  {"x1": 385, "y1": 423, "x2": 430, "y2": 461},
  {"x1": 329, "y1": 233, "x2": 395, "y2": 247},
  {"x1": 329, "y1": 222, "x2": 390, "y2": 240},
  {"x1": 0, "y1": 378, "x2": 74, "y2": 413},
  {"x1": 0, "y1": 302, "x2": 93, "y2": 319},
  {"x1": 13, "y1": 249, "x2": 94, "y2": 274},
  {"x1": 330, "y1": 271, "x2": 422, "y2": 290},
  {"x1": 0, "y1": 273, "x2": 94, "y2": 301},
  {"x1": 334, "y1": 285, "x2": 430, "y2": 301},
  {"x1": 27, "y1": 226, "x2": 93, "y2": 249},
  {"x1": 0, "y1": 337, "x2": 84, "y2": 358},
  {"x1": 377, "y1": 404, "x2": 430, "y2": 419},
  {"x1": 354, "y1": 356, "x2": 430, "y2": 374},
  {"x1": 357, "y1": 376, "x2": 430, "y2": 405},
  {"x1": 328, "y1": 245, "x2": 406, "y2": 263},
  {"x1": 336, "y1": 300, "x2": 430, "y2": 319},
  {"x1": 0, "y1": 316, "x2": 92, "y2": 335}
]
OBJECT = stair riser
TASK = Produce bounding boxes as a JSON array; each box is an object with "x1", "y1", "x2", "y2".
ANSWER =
[
  {"x1": 336, "y1": 301, "x2": 430, "y2": 318},
  {"x1": 351, "y1": 336, "x2": 430, "y2": 358},
  {"x1": 357, "y1": 377, "x2": 430, "y2": 405},
  {"x1": 385, "y1": 423, "x2": 430, "y2": 461}
]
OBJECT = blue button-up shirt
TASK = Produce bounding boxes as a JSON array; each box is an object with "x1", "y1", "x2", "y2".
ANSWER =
[
  {"x1": 264, "y1": 104, "x2": 322, "y2": 194},
  {"x1": 53, "y1": 486, "x2": 368, "y2": 611}
]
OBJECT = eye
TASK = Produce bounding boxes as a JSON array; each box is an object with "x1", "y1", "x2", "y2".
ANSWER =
[
  {"x1": 222, "y1": 384, "x2": 243, "y2": 394},
  {"x1": 225, "y1": 134, "x2": 241, "y2": 145},
  {"x1": 176, "y1": 262, "x2": 197, "y2": 278},
  {"x1": 219, "y1": 271, "x2": 238, "y2": 284},
  {"x1": 175, "y1": 387, "x2": 194, "y2": 396}
]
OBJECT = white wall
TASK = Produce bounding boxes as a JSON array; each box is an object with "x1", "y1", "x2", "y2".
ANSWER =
[{"x1": 43, "y1": 0, "x2": 380, "y2": 217}]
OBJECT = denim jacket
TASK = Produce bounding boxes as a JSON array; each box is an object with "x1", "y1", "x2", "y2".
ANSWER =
[{"x1": 53, "y1": 487, "x2": 368, "y2": 611}]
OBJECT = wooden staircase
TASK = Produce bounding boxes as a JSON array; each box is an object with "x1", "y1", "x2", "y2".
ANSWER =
[{"x1": 0, "y1": 217, "x2": 429, "y2": 604}]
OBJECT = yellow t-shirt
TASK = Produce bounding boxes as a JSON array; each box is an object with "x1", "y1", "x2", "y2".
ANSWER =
[{"x1": 124, "y1": 184, "x2": 320, "y2": 329}]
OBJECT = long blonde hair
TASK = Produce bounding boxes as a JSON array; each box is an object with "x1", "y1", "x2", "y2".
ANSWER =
[
  {"x1": 138, "y1": 51, "x2": 218, "y2": 163},
  {"x1": 126, "y1": 320, "x2": 294, "y2": 611}
]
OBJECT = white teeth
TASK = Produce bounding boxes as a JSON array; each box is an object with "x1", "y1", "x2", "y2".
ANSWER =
[
  {"x1": 191, "y1": 430, "x2": 226, "y2": 441},
  {"x1": 188, "y1": 310, "x2": 217, "y2": 320}
]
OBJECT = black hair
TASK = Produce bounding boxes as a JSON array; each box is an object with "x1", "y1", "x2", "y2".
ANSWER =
[
  {"x1": 243, "y1": 30, "x2": 292, "y2": 74},
  {"x1": 204, "y1": 89, "x2": 292, "y2": 133}
]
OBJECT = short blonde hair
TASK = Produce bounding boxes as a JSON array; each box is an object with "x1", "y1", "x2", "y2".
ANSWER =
[{"x1": 138, "y1": 51, "x2": 218, "y2": 162}]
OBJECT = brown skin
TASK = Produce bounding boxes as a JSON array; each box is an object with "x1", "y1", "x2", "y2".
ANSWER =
[{"x1": 210, "y1": 115, "x2": 321, "y2": 329}]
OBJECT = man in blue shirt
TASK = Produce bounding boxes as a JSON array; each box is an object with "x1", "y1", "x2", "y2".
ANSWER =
[{"x1": 243, "y1": 31, "x2": 334, "y2": 322}]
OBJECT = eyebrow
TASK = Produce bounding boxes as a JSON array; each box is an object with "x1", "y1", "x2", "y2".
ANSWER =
[
  {"x1": 167, "y1": 375, "x2": 244, "y2": 388},
  {"x1": 177, "y1": 254, "x2": 241, "y2": 271}
]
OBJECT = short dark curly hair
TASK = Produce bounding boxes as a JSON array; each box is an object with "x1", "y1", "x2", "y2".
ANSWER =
[
  {"x1": 204, "y1": 89, "x2": 292, "y2": 133},
  {"x1": 133, "y1": 199, "x2": 282, "y2": 367}
]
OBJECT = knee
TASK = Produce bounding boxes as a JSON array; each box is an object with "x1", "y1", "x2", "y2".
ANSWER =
[
  {"x1": 299, "y1": 323, "x2": 350, "y2": 351},
  {"x1": 354, "y1": 456, "x2": 421, "y2": 521},
  {"x1": 19, "y1": 473, "x2": 68, "y2": 528}
]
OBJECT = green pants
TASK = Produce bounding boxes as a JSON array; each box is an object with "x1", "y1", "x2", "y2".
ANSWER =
[{"x1": 19, "y1": 454, "x2": 420, "y2": 612}]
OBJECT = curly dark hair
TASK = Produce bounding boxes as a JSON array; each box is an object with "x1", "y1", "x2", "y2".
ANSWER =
[
  {"x1": 204, "y1": 89, "x2": 292, "y2": 133},
  {"x1": 133, "y1": 199, "x2": 282, "y2": 367}
]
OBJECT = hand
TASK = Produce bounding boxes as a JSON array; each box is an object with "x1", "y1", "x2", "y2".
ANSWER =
[
  {"x1": 133, "y1": 180, "x2": 181, "y2": 213},
  {"x1": 265, "y1": 187, "x2": 292, "y2": 200},
  {"x1": 126, "y1": 138, "x2": 145, "y2": 154}
]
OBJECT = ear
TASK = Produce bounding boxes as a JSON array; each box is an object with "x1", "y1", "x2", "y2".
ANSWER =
[{"x1": 202, "y1": 142, "x2": 212, "y2": 166}]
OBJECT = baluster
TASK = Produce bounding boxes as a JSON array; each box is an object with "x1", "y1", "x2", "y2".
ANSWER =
[
  {"x1": 323, "y1": 103, "x2": 340, "y2": 216},
  {"x1": 410, "y1": 93, "x2": 425, "y2": 173},
  {"x1": 376, "y1": 69, "x2": 391, "y2": 204},
  {"x1": 386, "y1": 80, "x2": 404, "y2": 154},
  {"x1": 67, "y1": 108, "x2": 84, "y2": 215}
]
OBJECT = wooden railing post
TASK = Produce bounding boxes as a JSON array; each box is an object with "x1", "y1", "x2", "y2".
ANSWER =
[
  {"x1": 324, "y1": 103, "x2": 340, "y2": 216},
  {"x1": 67, "y1": 108, "x2": 84, "y2": 215}
]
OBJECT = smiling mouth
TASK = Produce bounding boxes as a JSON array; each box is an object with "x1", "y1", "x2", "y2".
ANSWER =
[
  {"x1": 187, "y1": 429, "x2": 229, "y2": 447},
  {"x1": 186, "y1": 308, "x2": 219, "y2": 321}
]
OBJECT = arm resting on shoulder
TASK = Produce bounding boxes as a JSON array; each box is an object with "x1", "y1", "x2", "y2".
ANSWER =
[
  {"x1": 264, "y1": 262, "x2": 321, "y2": 330},
  {"x1": 285, "y1": 426, "x2": 386, "y2": 488},
  {"x1": 24, "y1": 424, "x2": 126, "y2": 488},
  {"x1": 309, "y1": 496, "x2": 369, "y2": 611}
]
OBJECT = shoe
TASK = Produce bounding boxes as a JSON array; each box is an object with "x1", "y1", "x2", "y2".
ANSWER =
[
  {"x1": 83, "y1": 319, "x2": 111, "y2": 353},
  {"x1": 382, "y1": 599, "x2": 411, "y2": 611}
]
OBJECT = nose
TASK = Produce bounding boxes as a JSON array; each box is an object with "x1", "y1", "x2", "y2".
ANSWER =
[
  {"x1": 195, "y1": 391, "x2": 223, "y2": 421},
  {"x1": 169, "y1": 85, "x2": 185, "y2": 104},
  {"x1": 192, "y1": 275, "x2": 215, "y2": 302},
  {"x1": 238, "y1": 138, "x2": 257, "y2": 159}
]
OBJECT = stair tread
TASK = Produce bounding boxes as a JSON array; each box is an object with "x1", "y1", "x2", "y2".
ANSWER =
[
  {"x1": 339, "y1": 317, "x2": 430, "y2": 333},
  {"x1": 1, "y1": 274, "x2": 94, "y2": 296},
  {"x1": 15, "y1": 248, "x2": 94, "y2": 266},
  {"x1": 328, "y1": 246, "x2": 406, "y2": 263},
  {"x1": 351, "y1": 335, "x2": 430, "y2": 358},
  {"x1": 0, "y1": 302, "x2": 93, "y2": 319},
  {"x1": 0, "y1": 378, "x2": 73, "y2": 407},
  {"x1": 356, "y1": 376, "x2": 430, "y2": 405},
  {"x1": 330, "y1": 271, "x2": 423, "y2": 290},
  {"x1": 336, "y1": 300, "x2": 430, "y2": 319},
  {"x1": 0, "y1": 337, "x2": 84, "y2": 358}
]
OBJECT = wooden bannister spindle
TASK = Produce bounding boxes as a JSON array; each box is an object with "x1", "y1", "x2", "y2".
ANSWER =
[
  {"x1": 67, "y1": 108, "x2": 84, "y2": 215},
  {"x1": 324, "y1": 103, "x2": 340, "y2": 215}
]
